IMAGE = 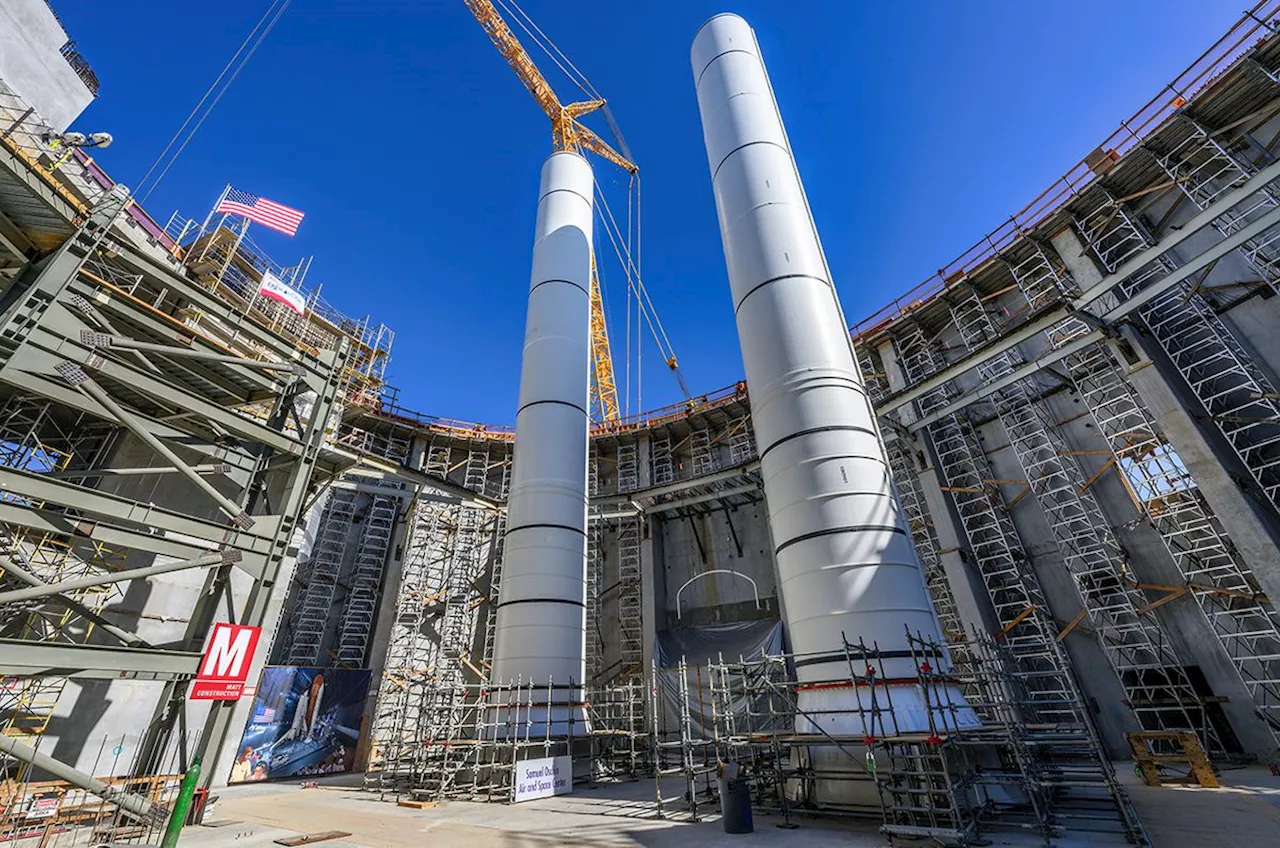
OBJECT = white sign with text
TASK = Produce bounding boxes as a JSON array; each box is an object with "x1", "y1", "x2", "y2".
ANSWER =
[{"x1": 512, "y1": 755, "x2": 572, "y2": 802}]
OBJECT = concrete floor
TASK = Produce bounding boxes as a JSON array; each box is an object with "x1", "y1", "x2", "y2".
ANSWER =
[{"x1": 48, "y1": 767, "x2": 1280, "y2": 847}]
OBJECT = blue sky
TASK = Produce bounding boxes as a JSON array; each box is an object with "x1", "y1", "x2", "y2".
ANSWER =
[{"x1": 56, "y1": 0, "x2": 1243, "y2": 424}]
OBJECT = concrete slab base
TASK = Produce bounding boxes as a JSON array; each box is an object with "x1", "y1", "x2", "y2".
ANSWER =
[{"x1": 20, "y1": 768, "x2": 1280, "y2": 847}]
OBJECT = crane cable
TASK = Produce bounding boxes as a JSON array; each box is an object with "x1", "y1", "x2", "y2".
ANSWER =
[
  {"x1": 594, "y1": 179, "x2": 690, "y2": 402},
  {"x1": 136, "y1": 0, "x2": 293, "y2": 202},
  {"x1": 499, "y1": 0, "x2": 686, "y2": 407}
]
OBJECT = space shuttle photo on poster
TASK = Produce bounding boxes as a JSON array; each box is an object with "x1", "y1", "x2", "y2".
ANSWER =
[{"x1": 228, "y1": 666, "x2": 371, "y2": 784}]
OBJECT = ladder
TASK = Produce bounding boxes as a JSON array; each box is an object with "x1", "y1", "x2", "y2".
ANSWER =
[
  {"x1": 893, "y1": 321, "x2": 1085, "y2": 725},
  {"x1": 479, "y1": 446, "x2": 512, "y2": 671},
  {"x1": 1148, "y1": 115, "x2": 1280, "y2": 291},
  {"x1": 856, "y1": 346, "x2": 967, "y2": 659},
  {"x1": 948, "y1": 281, "x2": 1212, "y2": 744},
  {"x1": 615, "y1": 441, "x2": 644, "y2": 682},
  {"x1": 287, "y1": 487, "x2": 358, "y2": 666},
  {"x1": 335, "y1": 491, "x2": 399, "y2": 666},
  {"x1": 586, "y1": 445, "x2": 604, "y2": 681},
  {"x1": 689, "y1": 428, "x2": 715, "y2": 476},
  {"x1": 727, "y1": 416, "x2": 757, "y2": 465},
  {"x1": 650, "y1": 434, "x2": 675, "y2": 486},
  {"x1": 1076, "y1": 185, "x2": 1280, "y2": 516},
  {"x1": 1008, "y1": 238, "x2": 1280, "y2": 740}
]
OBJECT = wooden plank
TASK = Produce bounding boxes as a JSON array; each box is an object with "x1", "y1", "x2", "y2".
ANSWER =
[
  {"x1": 397, "y1": 799, "x2": 438, "y2": 809},
  {"x1": 274, "y1": 832, "x2": 354, "y2": 846}
]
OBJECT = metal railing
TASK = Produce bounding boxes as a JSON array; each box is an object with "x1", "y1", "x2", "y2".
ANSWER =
[{"x1": 852, "y1": 0, "x2": 1280, "y2": 338}]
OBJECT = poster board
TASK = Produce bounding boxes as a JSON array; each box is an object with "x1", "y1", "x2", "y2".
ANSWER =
[
  {"x1": 228, "y1": 666, "x2": 371, "y2": 784},
  {"x1": 512, "y1": 756, "x2": 573, "y2": 802}
]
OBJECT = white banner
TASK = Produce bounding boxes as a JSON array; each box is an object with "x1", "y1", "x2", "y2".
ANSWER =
[
  {"x1": 512, "y1": 755, "x2": 572, "y2": 802},
  {"x1": 258, "y1": 270, "x2": 306, "y2": 315}
]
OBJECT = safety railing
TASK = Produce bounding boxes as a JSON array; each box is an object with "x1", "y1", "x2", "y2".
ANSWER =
[{"x1": 852, "y1": 0, "x2": 1280, "y2": 338}]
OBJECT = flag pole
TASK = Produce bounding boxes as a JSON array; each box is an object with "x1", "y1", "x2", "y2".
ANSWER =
[
  {"x1": 191, "y1": 184, "x2": 231, "y2": 266},
  {"x1": 214, "y1": 216, "x2": 250, "y2": 296}
]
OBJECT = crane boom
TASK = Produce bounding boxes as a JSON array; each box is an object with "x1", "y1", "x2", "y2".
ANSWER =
[{"x1": 465, "y1": 0, "x2": 635, "y2": 422}]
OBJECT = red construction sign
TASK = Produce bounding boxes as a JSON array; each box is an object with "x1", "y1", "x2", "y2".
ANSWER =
[{"x1": 190, "y1": 622, "x2": 262, "y2": 700}]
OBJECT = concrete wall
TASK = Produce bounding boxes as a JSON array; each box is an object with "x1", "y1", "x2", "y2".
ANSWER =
[{"x1": 0, "y1": 0, "x2": 95, "y2": 132}]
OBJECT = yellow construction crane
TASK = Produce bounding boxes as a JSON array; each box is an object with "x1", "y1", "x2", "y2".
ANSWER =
[{"x1": 465, "y1": 0, "x2": 631, "y2": 422}]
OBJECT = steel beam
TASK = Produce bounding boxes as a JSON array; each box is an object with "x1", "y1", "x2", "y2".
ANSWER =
[
  {"x1": 84, "y1": 332, "x2": 302, "y2": 374},
  {"x1": 0, "y1": 735, "x2": 159, "y2": 822},
  {"x1": 59, "y1": 362, "x2": 254, "y2": 528},
  {"x1": 0, "y1": 465, "x2": 277, "y2": 554},
  {"x1": 590, "y1": 461, "x2": 761, "y2": 507},
  {"x1": 0, "y1": 549, "x2": 234, "y2": 604},
  {"x1": 644, "y1": 481, "x2": 761, "y2": 514},
  {"x1": 0, "y1": 499, "x2": 217, "y2": 562},
  {"x1": 0, "y1": 638, "x2": 201, "y2": 679},
  {"x1": 1, "y1": 553, "x2": 146, "y2": 646},
  {"x1": 329, "y1": 447, "x2": 503, "y2": 510}
]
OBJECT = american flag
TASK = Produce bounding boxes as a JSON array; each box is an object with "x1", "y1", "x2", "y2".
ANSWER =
[{"x1": 216, "y1": 188, "x2": 305, "y2": 237}]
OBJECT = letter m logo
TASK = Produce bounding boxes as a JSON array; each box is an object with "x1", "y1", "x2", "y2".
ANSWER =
[{"x1": 191, "y1": 623, "x2": 262, "y2": 701}]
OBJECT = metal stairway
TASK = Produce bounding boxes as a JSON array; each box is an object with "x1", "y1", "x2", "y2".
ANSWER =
[
  {"x1": 1075, "y1": 185, "x2": 1280, "y2": 516},
  {"x1": 1148, "y1": 115, "x2": 1280, "y2": 291},
  {"x1": 615, "y1": 441, "x2": 644, "y2": 683},
  {"x1": 891, "y1": 322, "x2": 1143, "y2": 842},
  {"x1": 287, "y1": 486, "x2": 358, "y2": 666},
  {"x1": 586, "y1": 445, "x2": 604, "y2": 681},
  {"x1": 892, "y1": 321, "x2": 1078, "y2": 723},
  {"x1": 1008, "y1": 237, "x2": 1280, "y2": 741},
  {"x1": 480, "y1": 447, "x2": 513, "y2": 672},
  {"x1": 335, "y1": 491, "x2": 399, "y2": 666},
  {"x1": 948, "y1": 281, "x2": 1212, "y2": 744}
]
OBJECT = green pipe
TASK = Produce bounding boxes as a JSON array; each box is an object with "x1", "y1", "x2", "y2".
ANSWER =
[{"x1": 160, "y1": 756, "x2": 202, "y2": 848}]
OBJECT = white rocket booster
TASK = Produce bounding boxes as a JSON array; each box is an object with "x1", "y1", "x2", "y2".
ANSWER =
[
  {"x1": 489, "y1": 151, "x2": 594, "y2": 734},
  {"x1": 692, "y1": 13, "x2": 973, "y2": 732}
]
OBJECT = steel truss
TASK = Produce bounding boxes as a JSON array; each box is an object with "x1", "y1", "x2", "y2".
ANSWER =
[{"x1": 0, "y1": 182, "x2": 348, "y2": 809}]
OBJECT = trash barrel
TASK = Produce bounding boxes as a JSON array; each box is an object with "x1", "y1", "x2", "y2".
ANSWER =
[{"x1": 719, "y1": 777, "x2": 753, "y2": 834}]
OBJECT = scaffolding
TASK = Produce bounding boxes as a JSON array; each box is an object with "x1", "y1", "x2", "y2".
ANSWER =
[
  {"x1": 857, "y1": 346, "x2": 968, "y2": 659},
  {"x1": 479, "y1": 446, "x2": 513, "y2": 673},
  {"x1": 700, "y1": 631, "x2": 1145, "y2": 846},
  {"x1": 613, "y1": 441, "x2": 644, "y2": 684},
  {"x1": 586, "y1": 446, "x2": 604, "y2": 681},
  {"x1": 1075, "y1": 183, "x2": 1280, "y2": 517},
  {"x1": 0, "y1": 397, "x2": 121, "y2": 743},
  {"x1": 889, "y1": 321, "x2": 1103, "y2": 741},
  {"x1": 1006, "y1": 237, "x2": 1280, "y2": 742},
  {"x1": 945, "y1": 280, "x2": 1213, "y2": 746},
  {"x1": 364, "y1": 437, "x2": 506, "y2": 798}
]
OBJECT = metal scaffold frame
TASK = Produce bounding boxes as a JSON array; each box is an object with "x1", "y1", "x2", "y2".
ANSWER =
[
  {"x1": 944, "y1": 279, "x2": 1213, "y2": 746},
  {"x1": 697, "y1": 630, "x2": 1145, "y2": 845},
  {"x1": 1007, "y1": 234, "x2": 1280, "y2": 743},
  {"x1": 0, "y1": 163, "x2": 352, "y2": 827},
  {"x1": 364, "y1": 436, "x2": 512, "y2": 799}
]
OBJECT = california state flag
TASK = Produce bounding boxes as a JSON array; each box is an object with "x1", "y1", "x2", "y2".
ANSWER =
[{"x1": 258, "y1": 271, "x2": 306, "y2": 315}]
